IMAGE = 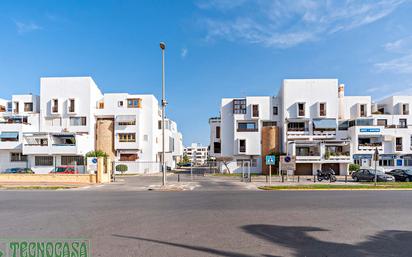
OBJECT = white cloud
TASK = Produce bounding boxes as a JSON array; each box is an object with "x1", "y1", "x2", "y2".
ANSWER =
[
  {"x1": 375, "y1": 54, "x2": 412, "y2": 74},
  {"x1": 181, "y1": 48, "x2": 188, "y2": 58},
  {"x1": 375, "y1": 35, "x2": 412, "y2": 73},
  {"x1": 197, "y1": 0, "x2": 406, "y2": 48},
  {"x1": 15, "y1": 21, "x2": 41, "y2": 34}
]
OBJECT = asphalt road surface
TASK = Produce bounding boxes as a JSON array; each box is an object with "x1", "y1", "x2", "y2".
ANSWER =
[{"x1": 1, "y1": 177, "x2": 412, "y2": 257}]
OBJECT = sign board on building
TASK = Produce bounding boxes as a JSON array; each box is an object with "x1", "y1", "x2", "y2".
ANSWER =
[
  {"x1": 280, "y1": 155, "x2": 296, "y2": 170},
  {"x1": 265, "y1": 155, "x2": 276, "y2": 165},
  {"x1": 360, "y1": 128, "x2": 380, "y2": 133},
  {"x1": 87, "y1": 157, "x2": 98, "y2": 174}
]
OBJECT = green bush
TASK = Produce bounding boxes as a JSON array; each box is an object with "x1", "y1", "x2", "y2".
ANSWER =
[
  {"x1": 116, "y1": 164, "x2": 128, "y2": 174},
  {"x1": 349, "y1": 164, "x2": 360, "y2": 173}
]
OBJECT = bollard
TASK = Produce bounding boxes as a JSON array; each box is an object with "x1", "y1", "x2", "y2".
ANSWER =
[
  {"x1": 314, "y1": 175, "x2": 316, "y2": 183},
  {"x1": 266, "y1": 175, "x2": 268, "y2": 183},
  {"x1": 345, "y1": 175, "x2": 347, "y2": 183},
  {"x1": 298, "y1": 176, "x2": 300, "y2": 183},
  {"x1": 282, "y1": 174, "x2": 284, "y2": 183},
  {"x1": 178, "y1": 174, "x2": 180, "y2": 182}
]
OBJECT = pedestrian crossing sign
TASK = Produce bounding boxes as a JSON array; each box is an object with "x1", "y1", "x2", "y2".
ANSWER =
[{"x1": 266, "y1": 155, "x2": 276, "y2": 165}]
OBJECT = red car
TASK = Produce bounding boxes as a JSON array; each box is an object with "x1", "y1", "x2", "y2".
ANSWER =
[{"x1": 51, "y1": 166, "x2": 79, "y2": 174}]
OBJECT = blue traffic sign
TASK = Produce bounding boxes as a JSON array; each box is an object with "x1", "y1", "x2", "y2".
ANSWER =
[{"x1": 266, "y1": 155, "x2": 276, "y2": 165}]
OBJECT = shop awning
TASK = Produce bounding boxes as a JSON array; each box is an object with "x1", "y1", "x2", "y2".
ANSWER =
[
  {"x1": 0, "y1": 132, "x2": 19, "y2": 139},
  {"x1": 313, "y1": 119, "x2": 337, "y2": 130}
]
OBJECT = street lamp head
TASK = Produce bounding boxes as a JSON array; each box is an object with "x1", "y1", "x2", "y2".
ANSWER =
[{"x1": 160, "y1": 42, "x2": 166, "y2": 50}]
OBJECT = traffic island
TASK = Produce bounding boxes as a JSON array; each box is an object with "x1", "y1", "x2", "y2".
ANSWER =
[{"x1": 258, "y1": 182, "x2": 412, "y2": 190}]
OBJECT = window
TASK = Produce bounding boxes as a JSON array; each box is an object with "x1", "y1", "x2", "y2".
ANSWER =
[
  {"x1": 239, "y1": 139, "x2": 246, "y2": 153},
  {"x1": 252, "y1": 104, "x2": 259, "y2": 117},
  {"x1": 273, "y1": 106, "x2": 278, "y2": 115},
  {"x1": 169, "y1": 137, "x2": 175, "y2": 152},
  {"x1": 263, "y1": 121, "x2": 277, "y2": 127},
  {"x1": 298, "y1": 103, "x2": 305, "y2": 116},
  {"x1": 35, "y1": 156, "x2": 53, "y2": 166},
  {"x1": 118, "y1": 101, "x2": 124, "y2": 107},
  {"x1": 377, "y1": 119, "x2": 387, "y2": 127},
  {"x1": 288, "y1": 122, "x2": 305, "y2": 131},
  {"x1": 396, "y1": 137, "x2": 402, "y2": 151},
  {"x1": 45, "y1": 117, "x2": 62, "y2": 126},
  {"x1": 360, "y1": 104, "x2": 366, "y2": 117},
  {"x1": 127, "y1": 98, "x2": 142, "y2": 108},
  {"x1": 61, "y1": 156, "x2": 85, "y2": 165},
  {"x1": 52, "y1": 99, "x2": 58, "y2": 113},
  {"x1": 233, "y1": 99, "x2": 246, "y2": 114},
  {"x1": 24, "y1": 102, "x2": 33, "y2": 112},
  {"x1": 119, "y1": 133, "x2": 136, "y2": 142},
  {"x1": 213, "y1": 142, "x2": 221, "y2": 153},
  {"x1": 403, "y1": 104, "x2": 409, "y2": 115},
  {"x1": 216, "y1": 126, "x2": 221, "y2": 139},
  {"x1": 236, "y1": 159, "x2": 257, "y2": 167},
  {"x1": 399, "y1": 119, "x2": 407, "y2": 128},
  {"x1": 379, "y1": 159, "x2": 394, "y2": 167},
  {"x1": 119, "y1": 153, "x2": 138, "y2": 161},
  {"x1": 338, "y1": 120, "x2": 349, "y2": 131},
  {"x1": 158, "y1": 120, "x2": 162, "y2": 129},
  {"x1": 98, "y1": 101, "x2": 104, "y2": 109},
  {"x1": 13, "y1": 102, "x2": 19, "y2": 113},
  {"x1": 68, "y1": 99, "x2": 75, "y2": 113},
  {"x1": 70, "y1": 117, "x2": 87, "y2": 126},
  {"x1": 319, "y1": 103, "x2": 326, "y2": 116},
  {"x1": 10, "y1": 153, "x2": 27, "y2": 162},
  {"x1": 237, "y1": 122, "x2": 258, "y2": 132}
]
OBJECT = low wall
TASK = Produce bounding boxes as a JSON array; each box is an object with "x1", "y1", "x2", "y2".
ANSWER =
[{"x1": 0, "y1": 174, "x2": 97, "y2": 184}]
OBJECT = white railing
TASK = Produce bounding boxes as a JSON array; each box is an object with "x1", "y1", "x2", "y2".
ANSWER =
[{"x1": 113, "y1": 161, "x2": 161, "y2": 174}]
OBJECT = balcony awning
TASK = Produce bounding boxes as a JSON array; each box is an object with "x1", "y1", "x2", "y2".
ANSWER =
[
  {"x1": 116, "y1": 115, "x2": 136, "y2": 122},
  {"x1": 313, "y1": 119, "x2": 336, "y2": 130},
  {"x1": 0, "y1": 132, "x2": 19, "y2": 139}
]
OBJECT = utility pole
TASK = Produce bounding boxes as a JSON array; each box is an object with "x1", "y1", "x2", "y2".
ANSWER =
[
  {"x1": 374, "y1": 147, "x2": 379, "y2": 186},
  {"x1": 160, "y1": 42, "x2": 167, "y2": 186}
]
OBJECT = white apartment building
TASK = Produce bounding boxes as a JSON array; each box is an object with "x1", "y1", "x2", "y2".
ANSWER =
[
  {"x1": 210, "y1": 79, "x2": 412, "y2": 175},
  {"x1": 0, "y1": 77, "x2": 183, "y2": 174},
  {"x1": 184, "y1": 143, "x2": 208, "y2": 165}
]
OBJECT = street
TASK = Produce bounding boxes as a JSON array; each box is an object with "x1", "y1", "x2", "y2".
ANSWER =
[{"x1": 1, "y1": 175, "x2": 412, "y2": 256}]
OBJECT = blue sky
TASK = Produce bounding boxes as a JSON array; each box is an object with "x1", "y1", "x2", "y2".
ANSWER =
[{"x1": 1, "y1": 0, "x2": 412, "y2": 146}]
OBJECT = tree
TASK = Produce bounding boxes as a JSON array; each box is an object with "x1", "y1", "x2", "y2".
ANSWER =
[
  {"x1": 85, "y1": 150, "x2": 108, "y2": 158},
  {"x1": 215, "y1": 156, "x2": 234, "y2": 174},
  {"x1": 116, "y1": 164, "x2": 128, "y2": 174},
  {"x1": 349, "y1": 164, "x2": 360, "y2": 174},
  {"x1": 182, "y1": 153, "x2": 190, "y2": 164}
]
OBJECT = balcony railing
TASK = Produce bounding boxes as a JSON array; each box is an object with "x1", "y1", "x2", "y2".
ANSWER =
[{"x1": 237, "y1": 128, "x2": 258, "y2": 132}]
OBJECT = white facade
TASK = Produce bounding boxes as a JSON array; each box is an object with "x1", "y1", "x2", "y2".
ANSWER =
[
  {"x1": 211, "y1": 79, "x2": 412, "y2": 175},
  {"x1": 184, "y1": 143, "x2": 208, "y2": 165},
  {"x1": 0, "y1": 77, "x2": 183, "y2": 174}
]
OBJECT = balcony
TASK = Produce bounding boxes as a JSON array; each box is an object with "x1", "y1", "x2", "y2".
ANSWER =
[
  {"x1": 324, "y1": 152, "x2": 351, "y2": 161},
  {"x1": 23, "y1": 133, "x2": 88, "y2": 155},
  {"x1": 296, "y1": 155, "x2": 321, "y2": 162},
  {"x1": 358, "y1": 143, "x2": 383, "y2": 151}
]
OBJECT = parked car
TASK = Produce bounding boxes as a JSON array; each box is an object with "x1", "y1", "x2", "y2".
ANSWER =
[
  {"x1": 50, "y1": 166, "x2": 79, "y2": 174},
  {"x1": 2, "y1": 168, "x2": 34, "y2": 174},
  {"x1": 386, "y1": 169, "x2": 412, "y2": 182},
  {"x1": 352, "y1": 168, "x2": 395, "y2": 182}
]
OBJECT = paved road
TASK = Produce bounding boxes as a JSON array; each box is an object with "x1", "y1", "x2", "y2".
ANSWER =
[{"x1": 1, "y1": 178, "x2": 412, "y2": 257}]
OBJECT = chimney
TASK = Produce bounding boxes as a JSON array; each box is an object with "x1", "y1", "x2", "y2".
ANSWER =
[{"x1": 338, "y1": 84, "x2": 345, "y2": 119}]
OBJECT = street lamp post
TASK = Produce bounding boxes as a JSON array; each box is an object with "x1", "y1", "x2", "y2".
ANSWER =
[{"x1": 160, "y1": 42, "x2": 167, "y2": 187}]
